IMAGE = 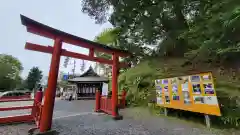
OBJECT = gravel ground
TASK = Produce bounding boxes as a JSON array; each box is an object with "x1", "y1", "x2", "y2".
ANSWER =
[
  {"x1": 0, "y1": 123, "x2": 35, "y2": 135},
  {"x1": 50, "y1": 107, "x2": 240, "y2": 135},
  {"x1": 1, "y1": 100, "x2": 239, "y2": 135},
  {"x1": 51, "y1": 112, "x2": 233, "y2": 135}
]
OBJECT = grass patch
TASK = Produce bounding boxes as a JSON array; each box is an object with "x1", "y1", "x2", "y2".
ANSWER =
[{"x1": 119, "y1": 58, "x2": 240, "y2": 129}]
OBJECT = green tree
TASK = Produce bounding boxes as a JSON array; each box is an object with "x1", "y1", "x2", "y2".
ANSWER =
[
  {"x1": 0, "y1": 54, "x2": 23, "y2": 90},
  {"x1": 25, "y1": 67, "x2": 43, "y2": 90},
  {"x1": 81, "y1": 0, "x2": 240, "y2": 64}
]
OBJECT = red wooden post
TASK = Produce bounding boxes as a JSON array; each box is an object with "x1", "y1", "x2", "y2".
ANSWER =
[
  {"x1": 121, "y1": 90, "x2": 127, "y2": 108},
  {"x1": 32, "y1": 90, "x2": 43, "y2": 116},
  {"x1": 40, "y1": 38, "x2": 62, "y2": 132},
  {"x1": 35, "y1": 91, "x2": 43, "y2": 103},
  {"x1": 111, "y1": 54, "x2": 119, "y2": 118},
  {"x1": 95, "y1": 89, "x2": 100, "y2": 112}
]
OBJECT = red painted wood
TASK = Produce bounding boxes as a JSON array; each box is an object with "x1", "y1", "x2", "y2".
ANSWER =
[
  {"x1": 25, "y1": 42, "x2": 129, "y2": 68},
  {"x1": 25, "y1": 42, "x2": 53, "y2": 54},
  {"x1": 0, "y1": 115, "x2": 34, "y2": 124},
  {"x1": 119, "y1": 90, "x2": 127, "y2": 108},
  {"x1": 95, "y1": 90, "x2": 100, "y2": 112},
  {"x1": 27, "y1": 26, "x2": 56, "y2": 39},
  {"x1": 61, "y1": 49, "x2": 112, "y2": 65},
  {"x1": 31, "y1": 91, "x2": 43, "y2": 117},
  {"x1": 40, "y1": 38, "x2": 62, "y2": 132},
  {"x1": 111, "y1": 54, "x2": 119, "y2": 117},
  {"x1": 89, "y1": 48, "x2": 94, "y2": 57},
  {"x1": 26, "y1": 25, "x2": 130, "y2": 57},
  {"x1": 0, "y1": 98, "x2": 33, "y2": 102},
  {"x1": 0, "y1": 106, "x2": 33, "y2": 111},
  {"x1": 100, "y1": 96, "x2": 112, "y2": 114},
  {"x1": 0, "y1": 95, "x2": 30, "y2": 100}
]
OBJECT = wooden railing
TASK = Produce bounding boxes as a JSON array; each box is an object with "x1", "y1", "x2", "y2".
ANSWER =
[
  {"x1": 96, "y1": 90, "x2": 127, "y2": 115},
  {"x1": 32, "y1": 99, "x2": 43, "y2": 128},
  {"x1": 100, "y1": 96, "x2": 112, "y2": 114},
  {"x1": 0, "y1": 91, "x2": 43, "y2": 126},
  {"x1": 0, "y1": 95, "x2": 31, "y2": 102},
  {"x1": 0, "y1": 98, "x2": 34, "y2": 124}
]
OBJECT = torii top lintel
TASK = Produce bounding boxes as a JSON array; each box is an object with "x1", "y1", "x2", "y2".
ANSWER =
[{"x1": 20, "y1": 14, "x2": 131, "y2": 57}]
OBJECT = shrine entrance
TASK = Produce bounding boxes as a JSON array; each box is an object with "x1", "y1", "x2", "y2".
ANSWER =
[
  {"x1": 68, "y1": 66, "x2": 108, "y2": 99},
  {"x1": 20, "y1": 15, "x2": 131, "y2": 133}
]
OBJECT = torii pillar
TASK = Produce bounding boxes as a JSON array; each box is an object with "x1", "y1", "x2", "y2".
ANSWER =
[
  {"x1": 20, "y1": 15, "x2": 131, "y2": 133},
  {"x1": 40, "y1": 38, "x2": 62, "y2": 131},
  {"x1": 111, "y1": 54, "x2": 119, "y2": 118}
]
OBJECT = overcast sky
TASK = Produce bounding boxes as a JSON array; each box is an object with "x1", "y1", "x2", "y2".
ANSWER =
[{"x1": 0, "y1": 0, "x2": 112, "y2": 79}]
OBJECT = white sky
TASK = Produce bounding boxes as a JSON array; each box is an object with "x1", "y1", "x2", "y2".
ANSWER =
[{"x1": 0, "y1": 0, "x2": 112, "y2": 79}]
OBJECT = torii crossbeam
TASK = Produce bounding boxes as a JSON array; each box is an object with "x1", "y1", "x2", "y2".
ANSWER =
[{"x1": 20, "y1": 15, "x2": 131, "y2": 133}]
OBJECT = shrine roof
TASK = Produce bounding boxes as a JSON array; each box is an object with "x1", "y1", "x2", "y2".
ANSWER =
[
  {"x1": 68, "y1": 66, "x2": 109, "y2": 82},
  {"x1": 20, "y1": 15, "x2": 131, "y2": 56},
  {"x1": 68, "y1": 76, "x2": 108, "y2": 83},
  {"x1": 79, "y1": 66, "x2": 99, "y2": 77}
]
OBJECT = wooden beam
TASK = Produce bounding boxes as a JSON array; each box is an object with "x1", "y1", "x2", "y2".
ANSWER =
[
  {"x1": 89, "y1": 48, "x2": 94, "y2": 57},
  {"x1": 0, "y1": 115, "x2": 34, "y2": 124},
  {"x1": 26, "y1": 26, "x2": 129, "y2": 57},
  {"x1": 25, "y1": 42, "x2": 53, "y2": 54},
  {"x1": 25, "y1": 43, "x2": 129, "y2": 68},
  {"x1": 27, "y1": 26, "x2": 56, "y2": 39},
  {"x1": 61, "y1": 50, "x2": 112, "y2": 65},
  {"x1": 0, "y1": 106, "x2": 33, "y2": 111}
]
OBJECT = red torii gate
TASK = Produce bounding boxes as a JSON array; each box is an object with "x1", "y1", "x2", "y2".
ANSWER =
[{"x1": 20, "y1": 15, "x2": 131, "y2": 133}]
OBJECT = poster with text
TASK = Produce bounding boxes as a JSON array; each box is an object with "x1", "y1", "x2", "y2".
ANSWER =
[
  {"x1": 154, "y1": 72, "x2": 221, "y2": 116},
  {"x1": 203, "y1": 83, "x2": 215, "y2": 94},
  {"x1": 204, "y1": 96, "x2": 218, "y2": 105},
  {"x1": 192, "y1": 83, "x2": 201, "y2": 94},
  {"x1": 157, "y1": 97, "x2": 164, "y2": 104}
]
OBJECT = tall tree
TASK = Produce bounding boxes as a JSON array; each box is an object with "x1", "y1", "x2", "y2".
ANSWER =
[
  {"x1": 81, "y1": 0, "x2": 240, "y2": 65},
  {"x1": 93, "y1": 28, "x2": 119, "y2": 75},
  {"x1": 0, "y1": 54, "x2": 23, "y2": 90},
  {"x1": 25, "y1": 67, "x2": 43, "y2": 90}
]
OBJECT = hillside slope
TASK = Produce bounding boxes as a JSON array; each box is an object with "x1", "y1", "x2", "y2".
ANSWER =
[{"x1": 119, "y1": 58, "x2": 240, "y2": 128}]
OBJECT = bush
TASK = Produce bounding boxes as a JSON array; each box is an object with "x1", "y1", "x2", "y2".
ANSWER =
[{"x1": 119, "y1": 58, "x2": 240, "y2": 129}]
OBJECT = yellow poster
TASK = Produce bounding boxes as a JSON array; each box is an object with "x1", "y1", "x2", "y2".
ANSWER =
[{"x1": 155, "y1": 72, "x2": 221, "y2": 116}]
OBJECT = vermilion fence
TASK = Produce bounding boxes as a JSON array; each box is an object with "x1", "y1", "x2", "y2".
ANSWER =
[
  {"x1": 0, "y1": 98, "x2": 34, "y2": 124},
  {"x1": 0, "y1": 90, "x2": 126, "y2": 130},
  {"x1": 32, "y1": 99, "x2": 43, "y2": 128},
  {"x1": 0, "y1": 95, "x2": 31, "y2": 102},
  {"x1": 0, "y1": 92, "x2": 43, "y2": 127},
  {"x1": 96, "y1": 90, "x2": 127, "y2": 114}
]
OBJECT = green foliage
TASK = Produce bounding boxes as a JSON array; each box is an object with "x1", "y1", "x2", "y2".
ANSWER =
[
  {"x1": 119, "y1": 58, "x2": 240, "y2": 128},
  {"x1": 181, "y1": 0, "x2": 240, "y2": 63},
  {"x1": 82, "y1": 0, "x2": 240, "y2": 128},
  {"x1": 0, "y1": 54, "x2": 23, "y2": 90},
  {"x1": 81, "y1": 0, "x2": 240, "y2": 62},
  {"x1": 25, "y1": 67, "x2": 43, "y2": 90}
]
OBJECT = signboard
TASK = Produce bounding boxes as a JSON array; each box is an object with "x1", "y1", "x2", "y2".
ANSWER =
[
  {"x1": 155, "y1": 72, "x2": 221, "y2": 116},
  {"x1": 102, "y1": 83, "x2": 109, "y2": 96},
  {"x1": 63, "y1": 75, "x2": 68, "y2": 81}
]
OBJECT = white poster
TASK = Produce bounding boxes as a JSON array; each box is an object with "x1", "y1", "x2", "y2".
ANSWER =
[
  {"x1": 157, "y1": 97, "x2": 164, "y2": 104},
  {"x1": 102, "y1": 83, "x2": 109, "y2": 96},
  {"x1": 204, "y1": 96, "x2": 218, "y2": 105}
]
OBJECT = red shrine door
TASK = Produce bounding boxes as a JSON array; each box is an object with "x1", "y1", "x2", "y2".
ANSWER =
[{"x1": 20, "y1": 15, "x2": 131, "y2": 133}]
